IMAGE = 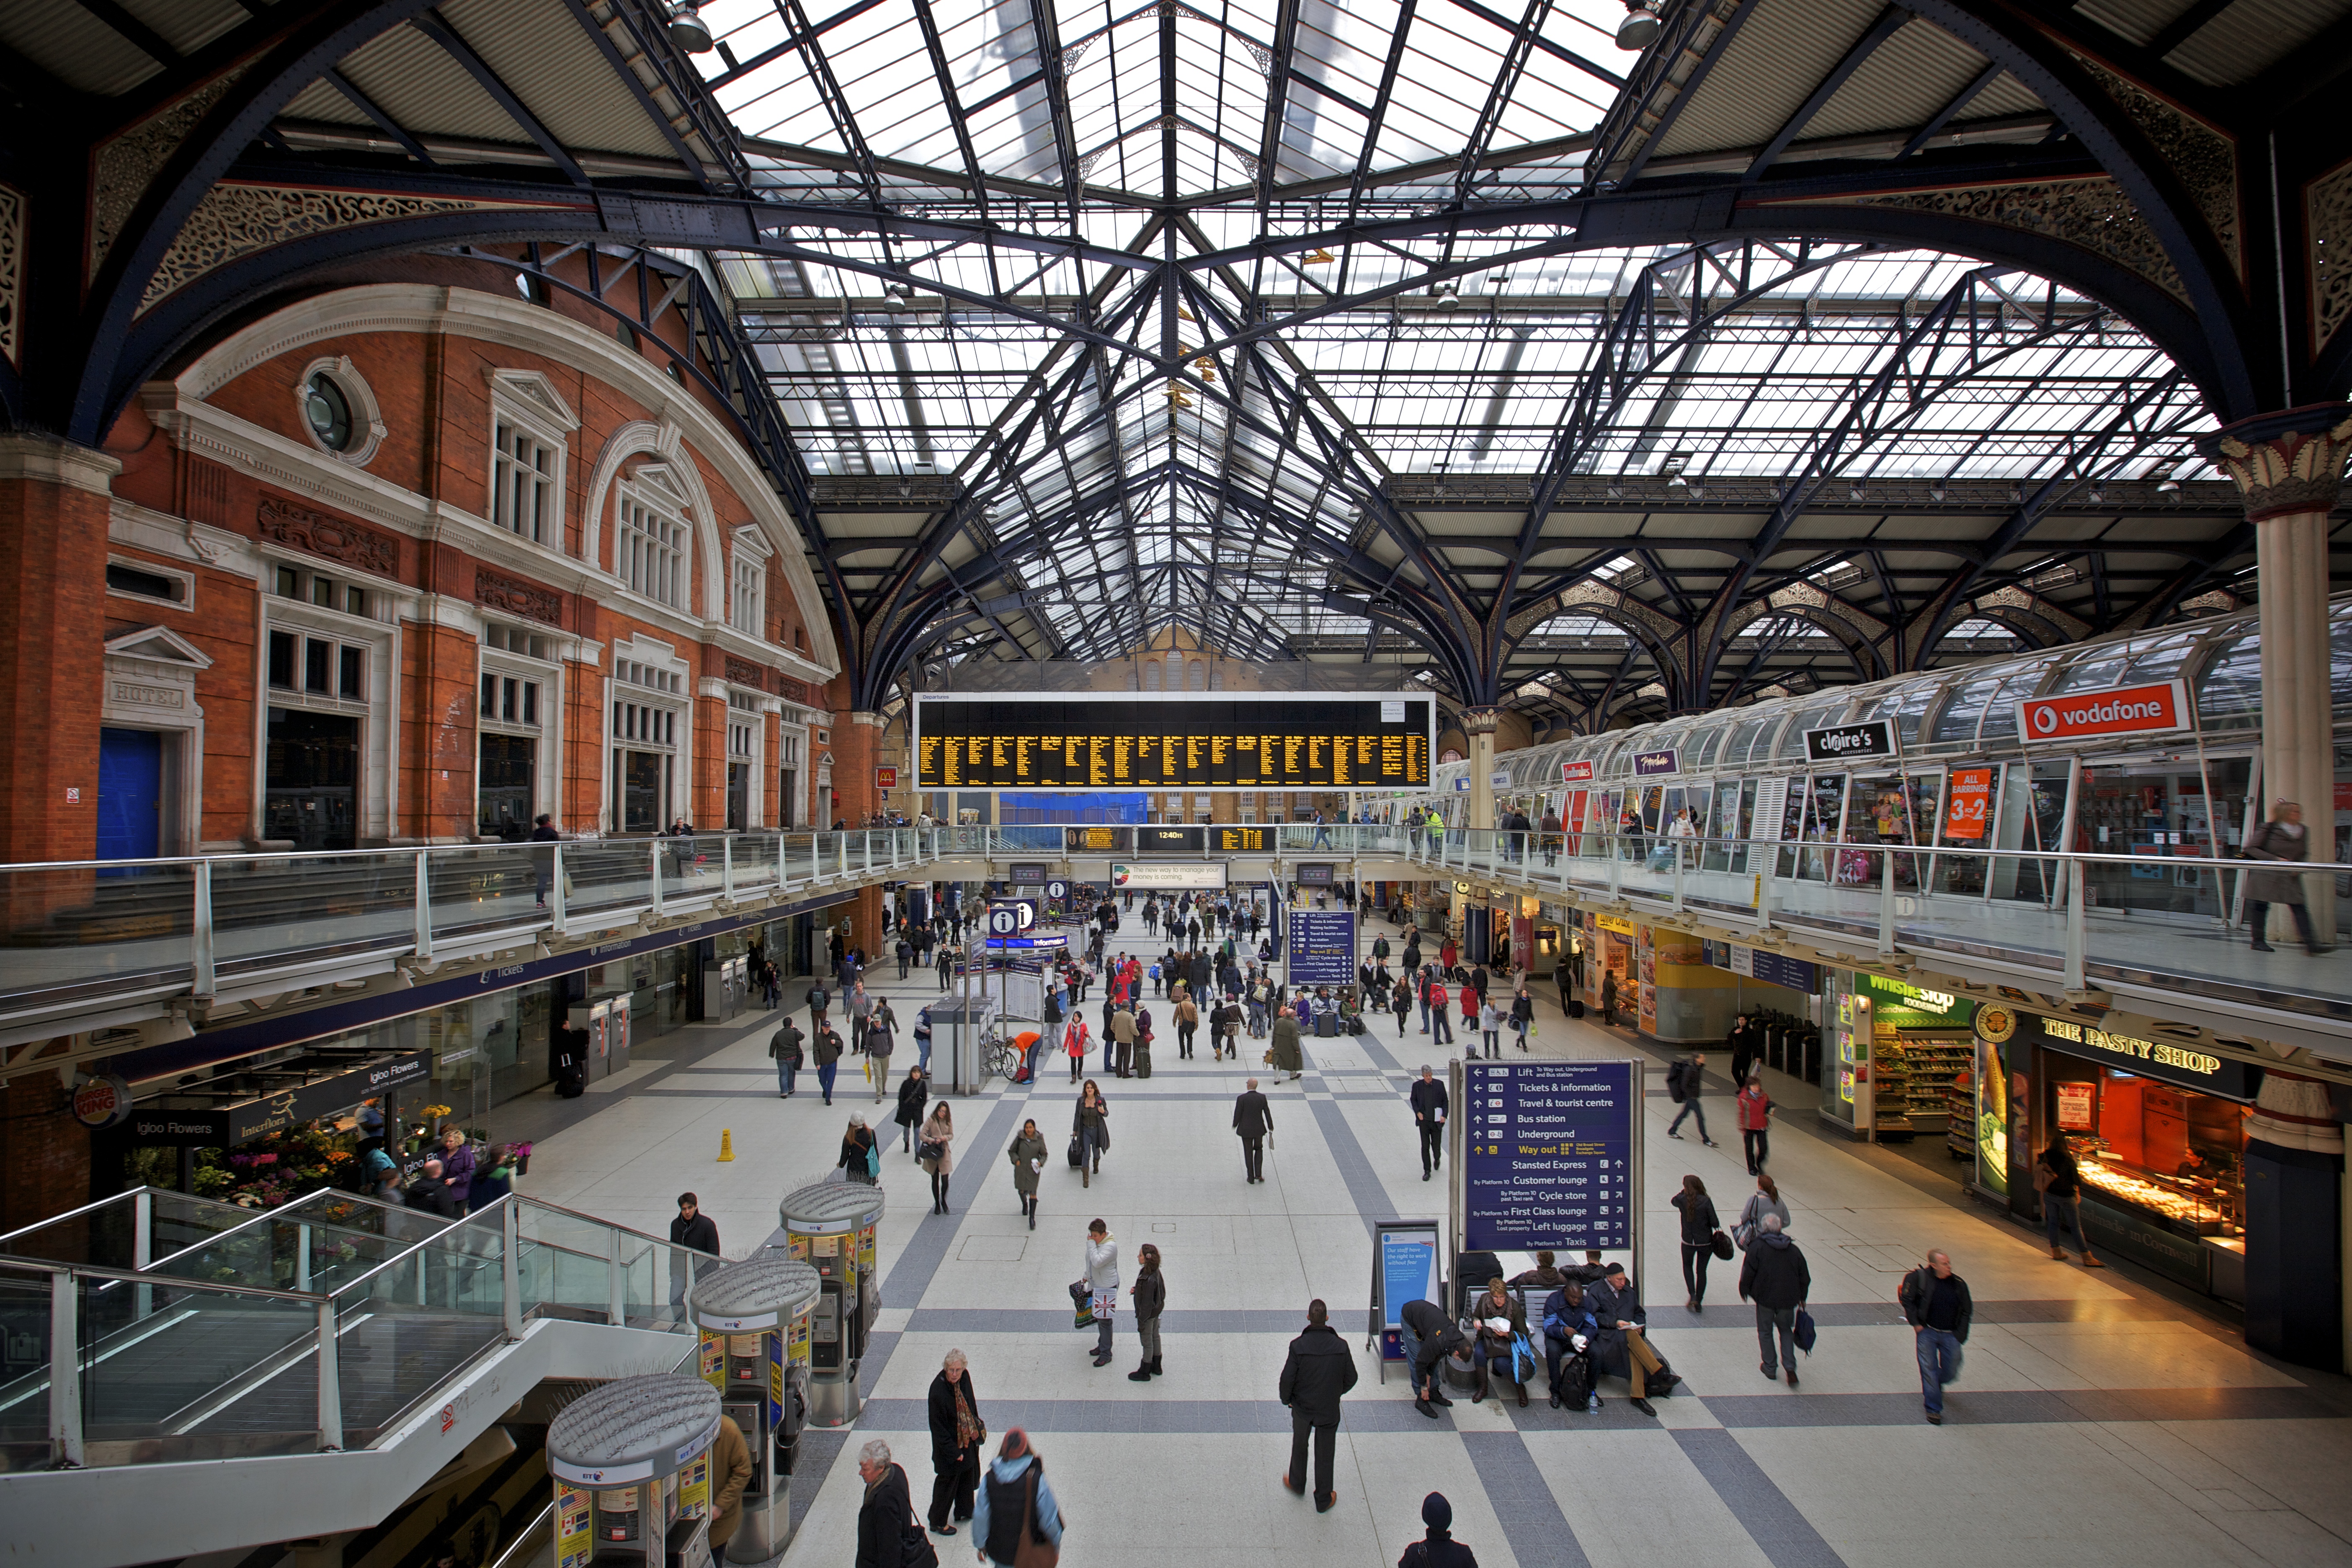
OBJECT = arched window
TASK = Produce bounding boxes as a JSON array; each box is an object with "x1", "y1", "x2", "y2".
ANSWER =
[
  {"x1": 1166, "y1": 650, "x2": 1185, "y2": 686},
  {"x1": 1187, "y1": 659, "x2": 1207, "y2": 691},
  {"x1": 1143, "y1": 662, "x2": 1162, "y2": 691},
  {"x1": 615, "y1": 466, "x2": 691, "y2": 610}
]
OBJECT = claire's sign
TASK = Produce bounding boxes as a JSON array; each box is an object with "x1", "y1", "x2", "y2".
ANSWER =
[{"x1": 1803, "y1": 718, "x2": 1898, "y2": 764}]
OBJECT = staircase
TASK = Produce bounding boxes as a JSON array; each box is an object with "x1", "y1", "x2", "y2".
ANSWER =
[{"x1": 0, "y1": 1186, "x2": 712, "y2": 1566}]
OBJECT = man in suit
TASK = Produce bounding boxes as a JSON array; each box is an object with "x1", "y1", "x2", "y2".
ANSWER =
[
  {"x1": 1408, "y1": 1065, "x2": 1448, "y2": 1181},
  {"x1": 1586, "y1": 1261, "x2": 1666, "y2": 1417},
  {"x1": 1233, "y1": 1077, "x2": 1273, "y2": 1183}
]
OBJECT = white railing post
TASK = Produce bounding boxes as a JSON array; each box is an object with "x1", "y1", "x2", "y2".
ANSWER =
[
  {"x1": 413, "y1": 851, "x2": 433, "y2": 963},
  {"x1": 723, "y1": 836, "x2": 735, "y2": 899},
  {"x1": 1672, "y1": 851, "x2": 1685, "y2": 913},
  {"x1": 650, "y1": 840, "x2": 666, "y2": 917},
  {"x1": 191, "y1": 859, "x2": 216, "y2": 999},
  {"x1": 838, "y1": 836, "x2": 849, "y2": 878},
  {"x1": 132, "y1": 1189, "x2": 153, "y2": 1323},
  {"x1": 1878, "y1": 851, "x2": 1896, "y2": 957},
  {"x1": 549, "y1": 843, "x2": 567, "y2": 935},
  {"x1": 49, "y1": 1272, "x2": 82, "y2": 1469},
  {"x1": 2064, "y1": 864, "x2": 2087, "y2": 992},
  {"x1": 315, "y1": 1300, "x2": 343, "y2": 1451},
  {"x1": 502, "y1": 1199, "x2": 524, "y2": 1340},
  {"x1": 1756, "y1": 864, "x2": 1775, "y2": 937},
  {"x1": 297, "y1": 1225, "x2": 312, "y2": 1293},
  {"x1": 608, "y1": 1227, "x2": 626, "y2": 1326}
]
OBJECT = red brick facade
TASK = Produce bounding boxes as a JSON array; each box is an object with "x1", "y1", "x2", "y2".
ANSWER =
[{"x1": 21, "y1": 279, "x2": 845, "y2": 852}]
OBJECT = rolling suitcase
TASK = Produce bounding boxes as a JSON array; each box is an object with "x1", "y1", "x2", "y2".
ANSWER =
[{"x1": 1567, "y1": 998, "x2": 1585, "y2": 1019}]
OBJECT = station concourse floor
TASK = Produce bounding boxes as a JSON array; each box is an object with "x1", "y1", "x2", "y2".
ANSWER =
[{"x1": 508, "y1": 916, "x2": 2352, "y2": 1568}]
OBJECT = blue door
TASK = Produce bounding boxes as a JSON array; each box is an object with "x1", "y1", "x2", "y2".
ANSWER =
[{"x1": 98, "y1": 727, "x2": 164, "y2": 862}]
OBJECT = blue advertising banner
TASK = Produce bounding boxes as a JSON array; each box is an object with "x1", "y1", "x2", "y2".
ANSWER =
[
  {"x1": 1461, "y1": 1059, "x2": 1638, "y2": 1253},
  {"x1": 1287, "y1": 910, "x2": 1357, "y2": 986}
]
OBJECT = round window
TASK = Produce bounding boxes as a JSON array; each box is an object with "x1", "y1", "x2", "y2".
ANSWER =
[{"x1": 304, "y1": 372, "x2": 353, "y2": 451}]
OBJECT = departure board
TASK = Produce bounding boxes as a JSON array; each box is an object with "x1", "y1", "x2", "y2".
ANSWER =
[{"x1": 912, "y1": 694, "x2": 1433, "y2": 790}]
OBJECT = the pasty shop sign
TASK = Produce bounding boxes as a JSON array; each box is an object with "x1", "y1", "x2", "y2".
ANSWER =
[{"x1": 2020, "y1": 1013, "x2": 2256, "y2": 1099}]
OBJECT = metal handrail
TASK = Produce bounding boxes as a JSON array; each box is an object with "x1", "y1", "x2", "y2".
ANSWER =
[
  {"x1": 0, "y1": 1251, "x2": 331, "y2": 1302},
  {"x1": 0, "y1": 826, "x2": 923, "y2": 875}
]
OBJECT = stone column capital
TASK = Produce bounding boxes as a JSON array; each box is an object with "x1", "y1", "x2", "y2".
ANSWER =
[
  {"x1": 1460, "y1": 706, "x2": 1500, "y2": 736},
  {"x1": 0, "y1": 435, "x2": 122, "y2": 495},
  {"x1": 2195, "y1": 402, "x2": 2352, "y2": 522}
]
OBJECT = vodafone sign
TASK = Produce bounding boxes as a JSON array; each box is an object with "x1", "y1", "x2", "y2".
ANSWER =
[{"x1": 2017, "y1": 679, "x2": 2191, "y2": 743}]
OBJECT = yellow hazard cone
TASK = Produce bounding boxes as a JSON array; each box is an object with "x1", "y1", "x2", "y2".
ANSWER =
[{"x1": 718, "y1": 1128, "x2": 735, "y2": 1162}]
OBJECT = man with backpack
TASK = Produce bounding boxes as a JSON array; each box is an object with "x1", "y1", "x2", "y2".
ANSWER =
[
  {"x1": 1666, "y1": 1052, "x2": 1719, "y2": 1148},
  {"x1": 769, "y1": 1016, "x2": 805, "y2": 1097},
  {"x1": 1541, "y1": 1283, "x2": 1601, "y2": 1411}
]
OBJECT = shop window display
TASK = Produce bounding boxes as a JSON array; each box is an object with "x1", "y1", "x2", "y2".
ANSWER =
[{"x1": 2049, "y1": 1064, "x2": 2247, "y2": 1236}]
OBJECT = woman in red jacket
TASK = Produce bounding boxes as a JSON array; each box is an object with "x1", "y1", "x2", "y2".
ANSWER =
[{"x1": 1736, "y1": 1070, "x2": 1773, "y2": 1175}]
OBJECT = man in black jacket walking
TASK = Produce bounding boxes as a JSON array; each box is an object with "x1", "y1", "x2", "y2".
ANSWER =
[
  {"x1": 1408, "y1": 1065, "x2": 1449, "y2": 1180},
  {"x1": 668, "y1": 1191, "x2": 719, "y2": 1318},
  {"x1": 1277, "y1": 1299, "x2": 1358, "y2": 1511},
  {"x1": 1897, "y1": 1248, "x2": 1973, "y2": 1424},
  {"x1": 1233, "y1": 1078, "x2": 1273, "y2": 1183},
  {"x1": 1736, "y1": 1213, "x2": 1810, "y2": 1386}
]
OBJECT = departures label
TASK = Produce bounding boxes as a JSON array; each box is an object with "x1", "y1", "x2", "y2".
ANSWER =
[{"x1": 912, "y1": 695, "x2": 1431, "y2": 790}]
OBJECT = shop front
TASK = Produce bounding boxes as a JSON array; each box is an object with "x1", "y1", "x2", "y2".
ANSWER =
[
  {"x1": 1982, "y1": 1005, "x2": 2260, "y2": 1302},
  {"x1": 1581, "y1": 912, "x2": 1636, "y2": 1020},
  {"x1": 1847, "y1": 972, "x2": 1977, "y2": 1150}
]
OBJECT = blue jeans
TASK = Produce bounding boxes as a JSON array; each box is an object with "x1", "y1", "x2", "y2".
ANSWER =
[
  {"x1": 2045, "y1": 1195, "x2": 2092, "y2": 1256},
  {"x1": 777, "y1": 1060, "x2": 797, "y2": 1094},
  {"x1": 1398, "y1": 1321, "x2": 1422, "y2": 1392},
  {"x1": 917, "y1": 1037, "x2": 933, "y2": 1073},
  {"x1": 817, "y1": 1061, "x2": 838, "y2": 1102},
  {"x1": 1431, "y1": 1009, "x2": 1452, "y2": 1044},
  {"x1": 1669, "y1": 1098, "x2": 1708, "y2": 1141},
  {"x1": 1916, "y1": 1327, "x2": 1963, "y2": 1413}
]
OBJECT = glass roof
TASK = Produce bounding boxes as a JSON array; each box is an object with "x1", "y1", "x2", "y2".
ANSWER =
[{"x1": 683, "y1": 1, "x2": 2230, "y2": 696}]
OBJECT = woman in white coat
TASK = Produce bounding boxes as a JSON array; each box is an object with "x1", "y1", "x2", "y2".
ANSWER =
[{"x1": 1083, "y1": 1219, "x2": 1119, "y2": 1369}]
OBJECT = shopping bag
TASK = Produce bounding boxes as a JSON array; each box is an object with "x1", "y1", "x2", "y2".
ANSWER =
[{"x1": 1068, "y1": 1279, "x2": 1092, "y2": 1330}]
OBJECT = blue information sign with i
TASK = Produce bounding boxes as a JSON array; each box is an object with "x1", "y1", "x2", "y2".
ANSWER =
[{"x1": 1460, "y1": 1059, "x2": 1638, "y2": 1253}]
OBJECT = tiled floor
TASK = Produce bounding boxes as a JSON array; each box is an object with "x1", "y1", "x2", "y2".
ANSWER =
[{"x1": 511, "y1": 909, "x2": 2352, "y2": 1568}]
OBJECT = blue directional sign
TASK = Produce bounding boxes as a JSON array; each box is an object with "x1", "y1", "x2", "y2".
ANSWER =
[
  {"x1": 1461, "y1": 1059, "x2": 1637, "y2": 1253},
  {"x1": 1286, "y1": 910, "x2": 1357, "y2": 986}
]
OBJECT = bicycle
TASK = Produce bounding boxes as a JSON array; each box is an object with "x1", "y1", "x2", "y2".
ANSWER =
[{"x1": 982, "y1": 1032, "x2": 1023, "y2": 1082}]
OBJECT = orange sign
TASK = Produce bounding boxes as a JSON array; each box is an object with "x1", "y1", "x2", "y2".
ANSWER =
[
  {"x1": 874, "y1": 766, "x2": 898, "y2": 789},
  {"x1": 1943, "y1": 767, "x2": 1993, "y2": 841},
  {"x1": 1560, "y1": 760, "x2": 1594, "y2": 783},
  {"x1": 2017, "y1": 680, "x2": 2190, "y2": 743}
]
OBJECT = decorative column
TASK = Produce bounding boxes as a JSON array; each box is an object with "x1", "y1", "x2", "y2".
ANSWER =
[
  {"x1": 829, "y1": 709, "x2": 889, "y2": 952},
  {"x1": 2198, "y1": 405, "x2": 2352, "y2": 941},
  {"x1": 1464, "y1": 707, "x2": 1500, "y2": 833},
  {"x1": 0, "y1": 437, "x2": 120, "y2": 868}
]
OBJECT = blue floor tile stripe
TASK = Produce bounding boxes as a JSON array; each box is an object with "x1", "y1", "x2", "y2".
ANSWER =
[
  {"x1": 1457, "y1": 1430, "x2": 1593, "y2": 1568},
  {"x1": 1671, "y1": 1428, "x2": 1848, "y2": 1568},
  {"x1": 880, "y1": 1093, "x2": 1027, "y2": 1308}
]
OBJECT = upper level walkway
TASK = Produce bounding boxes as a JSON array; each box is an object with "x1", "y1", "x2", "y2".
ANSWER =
[{"x1": 3, "y1": 823, "x2": 2344, "y2": 1071}]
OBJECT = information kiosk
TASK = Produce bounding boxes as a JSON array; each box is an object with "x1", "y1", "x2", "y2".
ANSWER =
[
  {"x1": 690, "y1": 1255, "x2": 820, "y2": 1562},
  {"x1": 547, "y1": 1373, "x2": 722, "y2": 1568},
  {"x1": 778, "y1": 1180, "x2": 884, "y2": 1427}
]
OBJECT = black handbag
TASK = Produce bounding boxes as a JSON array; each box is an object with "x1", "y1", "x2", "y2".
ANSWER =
[{"x1": 1710, "y1": 1229, "x2": 1735, "y2": 1261}]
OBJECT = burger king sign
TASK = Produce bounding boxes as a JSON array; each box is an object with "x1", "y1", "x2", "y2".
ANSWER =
[{"x1": 2016, "y1": 679, "x2": 2190, "y2": 744}]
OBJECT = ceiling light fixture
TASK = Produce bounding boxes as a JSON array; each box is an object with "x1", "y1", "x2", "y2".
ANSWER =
[
  {"x1": 882, "y1": 283, "x2": 912, "y2": 312},
  {"x1": 2156, "y1": 476, "x2": 2182, "y2": 494},
  {"x1": 1849, "y1": 485, "x2": 1866, "y2": 501},
  {"x1": 1929, "y1": 483, "x2": 1947, "y2": 502},
  {"x1": 668, "y1": 3, "x2": 715, "y2": 53},
  {"x1": 1434, "y1": 281, "x2": 1461, "y2": 311},
  {"x1": 1615, "y1": 0, "x2": 1663, "y2": 51},
  {"x1": 2088, "y1": 485, "x2": 2106, "y2": 505}
]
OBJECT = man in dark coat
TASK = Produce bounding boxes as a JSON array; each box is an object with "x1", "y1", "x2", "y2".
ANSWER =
[
  {"x1": 1728, "y1": 1015, "x2": 1757, "y2": 1089},
  {"x1": 926, "y1": 1351, "x2": 984, "y2": 1533},
  {"x1": 1408, "y1": 1065, "x2": 1448, "y2": 1180},
  {"x1": 1400, "y1": 1297, "x2": 1464, "y2": 1418},
  {"x1": 1401, "y1": 1492, "x2": 1480, "y2": 1568},
  {"x1": 668, "y1": 1191, "x2": 720, "y2": 1316},
  {"x1": 404, "y1": 1158, "x2": 456, "y2": 1218},
  {"x1": 1586, "y1": 1261, "x2": 1666, "y2": 1416},
  {"x1": 1277, "y1": 1299, "x2": 1358, "y2": 1511},
  {"x1": 854, "y1": 1440, "x2": 916, "y2": 1568},
  {"x1": 1233, "y1": 1078, "x2": 1273, "y2": 1183},
  {"x1": 1737, "y1": 1214, "x2": 1811, "y2": 1386}
]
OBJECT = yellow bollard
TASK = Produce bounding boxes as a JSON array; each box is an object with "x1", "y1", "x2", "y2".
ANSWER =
[{"x1": 718, "y1": 1128, "x2": 735, "y2": 1162}]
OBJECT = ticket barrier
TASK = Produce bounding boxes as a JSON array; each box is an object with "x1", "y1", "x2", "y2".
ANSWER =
[
  {"x1": 567, "y1": 995, "x2": 632, "y2": 1083},
  {"x1": 778, "y1": 1180, "x2": 884, "y2": 1428},
  {"x1": 690, "y1": 1255, "x2": 819, "y2": 1562},
  {"x1": 547, "y1": 1374, "x2": 722, "y2": 1568}
]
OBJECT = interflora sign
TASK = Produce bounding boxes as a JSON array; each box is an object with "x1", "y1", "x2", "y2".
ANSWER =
[{"x1": 2017, "y1": 679, "x2": 2191, "y2": 743}]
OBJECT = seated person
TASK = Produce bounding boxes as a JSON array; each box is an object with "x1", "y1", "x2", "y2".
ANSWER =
[
  {"x1": 1541, "y1": 1283, "x2": 1600, "y2": 1410},
  {"x1": 1508, "y1": 1249, "x2": 1574, "y2": 1293},
  {"x1": 1559, "y1": 1250, "x2": 1612, "y2": 1287},
  {"x1": 1467, "y1": 1277, "x2": 1532, "y2": 1408},
  {"x1": 1585, "y1": 1261, "x2": 1671, "y2": 1416}
]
